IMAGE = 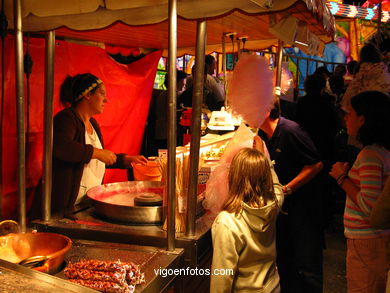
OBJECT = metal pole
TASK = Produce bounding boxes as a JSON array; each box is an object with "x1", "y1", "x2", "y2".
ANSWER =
[
  {"x1": 186, "y1": 20, "x2": 206, "y2": 237},
  {"x1": 167, "y1": 0, "x2": 177, "y2": 251},
  {"x1": 14, "y1": 0, "x2": 26, "y2": 232},
  {"x1": 222, "y1": 34, "x2": 227, "y2": 106},
  {"x1": 296, "y1": 58, "x2": 300, "y2": 93},
  {"x1": 377, "y1": 2, "x2": 382, "y2": 31},
  {"x1": 236, "y1": 37, "x2": 241, "y2": 59},
  {"x1": 42, "y1": 31, "x2": 55, "y2": 221},
  {"x1": 276, "y1": 40, "x2": 283, "y2": 88}
]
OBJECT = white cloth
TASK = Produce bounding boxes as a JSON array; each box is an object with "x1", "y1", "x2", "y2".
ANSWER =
[{"x1": 76, "y1": 127, "x2": 105, "y2": 204}]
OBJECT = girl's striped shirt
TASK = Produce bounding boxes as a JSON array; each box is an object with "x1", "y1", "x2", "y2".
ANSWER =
[{"x1": 344, "y1": 144, "x2": 390, "y2": 239}]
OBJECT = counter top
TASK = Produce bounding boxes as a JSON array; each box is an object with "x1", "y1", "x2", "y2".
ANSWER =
[
  {"x1": 59, "y1": 239, "x2": 184, "y2": 293},
  {"x1": 0, "y1": 240, "x2": 183, "y2": 293},
  {"x1": 34, "y1": 209, "x2": 215, "y2": 266},
  {"x1": 0, "y1": 259, "x2": 97, "y2": 293}
]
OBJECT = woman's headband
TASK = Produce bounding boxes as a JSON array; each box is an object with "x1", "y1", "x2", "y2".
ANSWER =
[{"x1": 75, "y1": 79, "x2": 103, "y2": 102}]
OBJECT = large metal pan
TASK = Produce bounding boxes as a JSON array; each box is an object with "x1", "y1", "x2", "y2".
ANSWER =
[
  {"x1": 0, "y1": 232, "x2": 72, "y2": 274},
  {"x1": 87, "y1": 181, "x2": 165, "y2": 224}
]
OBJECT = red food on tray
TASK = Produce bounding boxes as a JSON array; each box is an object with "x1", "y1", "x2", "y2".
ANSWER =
[
  {"x1": 65, "y1": 259, "x2": 145, "y2": 293},
  {"x1": 65, "y1": 268, "x2": 127, "y2": 285}
]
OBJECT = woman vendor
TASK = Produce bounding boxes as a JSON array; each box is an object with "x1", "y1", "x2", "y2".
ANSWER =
[{"x1": 31, "y1": 73, "x2": 147, "y2": 218}]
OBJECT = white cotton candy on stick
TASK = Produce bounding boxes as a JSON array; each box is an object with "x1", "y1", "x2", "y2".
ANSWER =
[{"x1": 227, "y1": 54, "x2": 274, "y2": 128}]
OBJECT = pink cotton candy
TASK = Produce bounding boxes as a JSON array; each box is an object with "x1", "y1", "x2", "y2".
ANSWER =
[
  {"x1": 202, "y1": 163, "x2": 230, "y2": 215},
  {"x1": 227, "y1": 54, "x2": 274, "y2": 128},
  {"x1": 203, "y1": 124, "x2": 255, "y2": 215}
]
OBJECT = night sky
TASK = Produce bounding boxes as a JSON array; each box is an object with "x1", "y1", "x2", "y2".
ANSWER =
[{"x1": 341, "y1": 0, "x2": 368, "y2": 5}]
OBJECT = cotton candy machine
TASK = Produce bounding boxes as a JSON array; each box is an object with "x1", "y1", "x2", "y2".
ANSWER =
[{"x1": 86, "y1": 181, "x2": 165, "y2": 225}]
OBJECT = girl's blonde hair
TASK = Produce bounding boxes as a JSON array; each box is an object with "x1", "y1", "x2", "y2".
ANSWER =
[{"x1": 224, "y1": 148, "x2": 276, "y2": 215}]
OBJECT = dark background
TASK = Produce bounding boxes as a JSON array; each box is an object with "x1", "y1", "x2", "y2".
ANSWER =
[{"x1": 341, "y1": 0, "x2": 368, "y2": 5}]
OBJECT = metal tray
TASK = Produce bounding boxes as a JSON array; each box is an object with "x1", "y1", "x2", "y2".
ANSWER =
[{"x1": 87, "y1": 181, "x2": 165, "y2": 225}]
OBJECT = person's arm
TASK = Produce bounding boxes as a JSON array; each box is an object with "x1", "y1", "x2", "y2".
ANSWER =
[
  {"x1": 331, "y1": 149, "x2": 384, "y2": 215},
  {"x1": 281, "y1": 124, "x2": 323, "y2": 195},
  {"x1": 107, "y1": 154, "x2": 148, "y2": 169},
  {"x1": 283, "y1": 161, "x2": 323, "y2": 195},
  {"x1": 329, "y1": 162, "x2": 359, "y2": 202},
  {"x1": 210, "y1": 215, "x2": 241, "y2": 293},
  {"x1": 370, "y1": 178, "x2": 390, "y2": 229},
  {"x1": 90, "y1": 118, "x2": 147, "y2": 168},
  {"x1": 92, "y1": 148, "x2": 117, "y2": 165}
]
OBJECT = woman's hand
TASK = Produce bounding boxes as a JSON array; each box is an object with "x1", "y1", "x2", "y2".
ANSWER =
[
  {"x1": 329, "y1": 162, "x2": 349, "y2": 180},
  {"x1": 93, "y1": 148, "x2": 117, "y2": 165},
  {"x1": 124, "y1": 155, "x2": 148, "y2": 167},
  {"x1": 253, "y1": 135, "x2": 264, "y2": 153}
]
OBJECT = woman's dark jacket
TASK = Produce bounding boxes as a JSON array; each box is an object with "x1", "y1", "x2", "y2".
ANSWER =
[{"x1": 31, "y1": 107, "x2": 127, "y2": 218}]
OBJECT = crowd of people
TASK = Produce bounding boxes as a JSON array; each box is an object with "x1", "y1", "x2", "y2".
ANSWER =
[
  {"x1": 150, "y1": 54, "x2": 225, "y2": 151},
  {"x1": 210, "y1": 42, "x2": 390, "y2": 293}
]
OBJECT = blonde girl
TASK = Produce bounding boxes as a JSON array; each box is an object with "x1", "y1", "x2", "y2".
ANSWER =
[{"x1": 211, "y1": 147, "x2": 283, "y2": 293}]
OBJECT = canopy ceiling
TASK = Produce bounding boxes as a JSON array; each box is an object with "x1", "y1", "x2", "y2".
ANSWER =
[{"x1": 5, "y1": 0, "x2": 336, "y2": 56}]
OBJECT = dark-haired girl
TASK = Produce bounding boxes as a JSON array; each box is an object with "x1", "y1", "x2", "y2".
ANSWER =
[{"x1": 330, "y1": 91, "x2": 390, "y2": 293}]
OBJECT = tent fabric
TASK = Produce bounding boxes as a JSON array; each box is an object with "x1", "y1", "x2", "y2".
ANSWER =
[
  {"x1": 0, "y1": 35, "x2": 161, "y2": 219},
  {"x1": 8, "y1": 0, "x2": 294, "y2": 19},
  {"x1": 5, "y1": 0, "x2": 335, "y2": 42}
]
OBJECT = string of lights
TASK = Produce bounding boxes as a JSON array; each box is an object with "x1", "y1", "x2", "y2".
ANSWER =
[{"x1": 326, "y1": 2, "x2": 390, "y2": 22}]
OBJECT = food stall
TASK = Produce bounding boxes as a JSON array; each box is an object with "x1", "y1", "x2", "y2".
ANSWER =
[{"x1": 1, "y1": 0, "x2": 335, "y2": 292}]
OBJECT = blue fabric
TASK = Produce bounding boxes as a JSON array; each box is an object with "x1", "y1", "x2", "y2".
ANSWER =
[{"x1": 285, "y1": 43, "x2": 346, "y2": 92}]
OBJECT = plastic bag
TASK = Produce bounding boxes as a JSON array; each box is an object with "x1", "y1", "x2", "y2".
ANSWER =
[{"x1": 203, "y1": 124, "x2": 255, "y2": 215}]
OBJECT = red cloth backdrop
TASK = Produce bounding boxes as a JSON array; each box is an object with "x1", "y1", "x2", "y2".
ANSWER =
[{"x1": 0, "y1": 35, "x2": 161, "y2": 219}]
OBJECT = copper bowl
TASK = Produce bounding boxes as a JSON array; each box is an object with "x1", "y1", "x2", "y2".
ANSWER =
[{"x1": 0, "y1": 232, "x2": 72, "y2": 274}]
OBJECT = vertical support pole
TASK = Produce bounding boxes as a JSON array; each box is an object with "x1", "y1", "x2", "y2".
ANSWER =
[
  {"x1": 377, "y1": 2, "x2": 382, "y2": 31},
  {"x1": 222, "y1": 34, "x2": 227, "y2": 106},
  {"x1": 42, "y1": 31, "x2": 55, "y2": 221},
  {"x1": 296, "y1": 58, "x2": 300, "y2": 93},
  {"x1": 236, "y1": 37, "x2": 241, "y2": 59},
  {"x1": 186, "y1": 20, "x2": 206, "y2": 237},
  {"x1": 276, "y1": 40, "x2": 284, "y2": 88},
  {"x1": 14, "y1": 0, "x2": 26, "y2": 232},
  {"x1": 167, "y1": 0, "x2": 177, "y2": 251}
]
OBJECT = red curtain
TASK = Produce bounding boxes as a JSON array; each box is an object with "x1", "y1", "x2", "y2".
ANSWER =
[{"x1": 0, "y1": 35, "x2": 161, "y2": 219}]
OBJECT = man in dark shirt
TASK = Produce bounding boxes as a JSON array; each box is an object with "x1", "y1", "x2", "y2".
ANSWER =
[
  {"x1": 295, "y1": 74, "x2": 341, "y2": 230},
  {"x1": 258, "y1": 98, "x2": 324, "y2": 293}
]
